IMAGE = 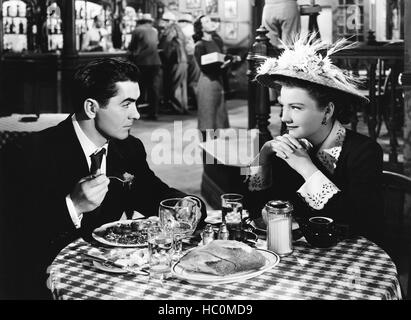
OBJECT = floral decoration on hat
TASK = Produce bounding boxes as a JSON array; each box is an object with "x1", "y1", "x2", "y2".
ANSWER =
[{"x1": 255, "y1": 33, "x2": 369, "y2": 103}]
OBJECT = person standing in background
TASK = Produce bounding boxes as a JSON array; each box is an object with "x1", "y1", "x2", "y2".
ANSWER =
[
  {"x1": 128, "y1": 13, "x2": 162, "y2": 120},
  {"x1": 82, "y1": 14, "x2": 113, "y2": 52},
  {"x1": 166, "y1": 0, "x2": 181, "y2": 20},
  {"x1": 178, "y1": 13, "x2": 200, "y2": 111},
  {"x1": 193, "y1": 15, "x2": 233, "y2": 141},
  {"x1": 262, "y1": 0, "x2": 301, "y2": 48},
  {"x1": 159, "y1": 11, "x2": 189, "y2": 115}
]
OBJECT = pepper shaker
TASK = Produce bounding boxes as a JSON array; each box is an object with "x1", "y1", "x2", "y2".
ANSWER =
[
  {"x1": 202, "y1": 224, "x2": 215, "y2": 245},
  {"x1": 217, "y1": 223, "x2": 230, "y2": 240}
]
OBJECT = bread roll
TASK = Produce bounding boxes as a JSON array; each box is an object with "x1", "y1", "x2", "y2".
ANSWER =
[{"x1": 178, "y1": 240, "x2": 266, "y2": 276}]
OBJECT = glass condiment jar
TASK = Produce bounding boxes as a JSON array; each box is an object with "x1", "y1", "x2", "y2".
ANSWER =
[
  {"x1": 264, "y1": 200, "x2": 293, "y2": 256},
  {"x1": 201, "y1": 224, "x2": 215, "y2": 245},
  {"x1": 217, "y1": 223, "x2": 229, "y2": 240}
]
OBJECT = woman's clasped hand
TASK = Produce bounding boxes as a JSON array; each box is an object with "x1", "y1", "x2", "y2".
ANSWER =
[{"x1": 260, "y1": 134, "x2": 317, "y2": 180}]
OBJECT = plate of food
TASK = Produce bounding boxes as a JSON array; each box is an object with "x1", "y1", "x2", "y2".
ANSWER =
[
  {"x1": 92, "y1": 217, "x2": 159, "y2": 247},
  {"x1": 171, "y1": 240, "x2": 279, "y2": 284},
  {"x1": 86, "y1": 247, "x2": 149, "y2": 274}
]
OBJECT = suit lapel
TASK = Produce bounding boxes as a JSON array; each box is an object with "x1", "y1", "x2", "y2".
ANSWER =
[
  {"x1": 55, "y1": 116, "x2": 90, "y2": 191},
  {"x1": 106, "y1": 140, "x2": 128, "y2": 177}
]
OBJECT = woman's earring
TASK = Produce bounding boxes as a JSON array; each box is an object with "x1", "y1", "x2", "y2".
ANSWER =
[{"x1": 321, "y1": 117, "x2": 327, "y2": 125}]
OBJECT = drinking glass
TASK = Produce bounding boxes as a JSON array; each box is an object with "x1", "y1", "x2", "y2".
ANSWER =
[
  {"x1": 159, "y1": 197, "x2": 201, "y2": 257},
  {"x1": 221, "y1": 193, "x2": 243, "y2": 240},
  {"x1": 147, "y1": 226, "x2": 174, "y2": 282}
]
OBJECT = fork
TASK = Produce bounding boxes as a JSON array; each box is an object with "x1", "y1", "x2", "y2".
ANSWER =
[{"x1": 107, "y1": 176, "x2": 127, "y2": 183}]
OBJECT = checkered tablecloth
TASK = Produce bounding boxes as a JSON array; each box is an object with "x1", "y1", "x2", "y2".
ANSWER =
[{"x1": 47, "y1": 237, "x2": 402, "y2": 300}]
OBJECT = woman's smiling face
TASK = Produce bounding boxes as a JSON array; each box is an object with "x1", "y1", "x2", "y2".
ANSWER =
[{"x1": 279, "y1": 86, "x2": 327, "y2": 142}]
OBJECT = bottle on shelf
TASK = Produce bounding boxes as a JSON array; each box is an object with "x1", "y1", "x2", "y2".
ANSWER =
[
  {"x1": 6, "y1": 4, "x2": 11, "y2": 17},
  {"x1": 16, "y1": 5, "x2": 20, "y2": 17},
  {"x1": 19, "y1": 4, "x2": 25, "y2": 17},
  {"x1": 9, "y1": 20, "x2": 16, "y2": 34},
  {"x1": 4, "y1": 20, "x2": 9, "y2": 34},
  {"x1": 19, "y1": 20, "x2": 24, "y2": 34}
]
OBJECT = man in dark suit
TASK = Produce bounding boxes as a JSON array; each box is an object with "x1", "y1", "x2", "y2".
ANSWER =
[{"x1": 0, "y1": 58, "x2": 205, "y2": 299}]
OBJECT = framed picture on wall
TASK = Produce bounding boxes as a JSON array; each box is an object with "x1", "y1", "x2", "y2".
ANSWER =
[
  {"x1": 224, "y1": 22, "x2": 238, "y2": 40},
  {"x1": 186, "y1": 0, "x2": 201, "y2": 10},
  {"x1": 205, "y1": 0, "x2": 218, "y2": 15},
  {"x1": 224, "y1": 0, "x2": 237, "y2": 19}
]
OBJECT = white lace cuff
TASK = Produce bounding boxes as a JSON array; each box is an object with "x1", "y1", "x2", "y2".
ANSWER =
[
  {"x1": 242, "y1": 164, "x2": 272, "y2": 191},
  {"x1": 297, "y1": 170, "x2": 340, "y2": 210}
]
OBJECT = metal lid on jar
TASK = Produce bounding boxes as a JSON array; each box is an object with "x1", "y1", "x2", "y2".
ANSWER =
[{"x1": 265, "y1": 200, "x2": 293, "y2": 215}]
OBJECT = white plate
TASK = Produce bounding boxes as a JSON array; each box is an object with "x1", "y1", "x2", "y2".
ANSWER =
[
  {"x1": 171, "y1": 249, "x2": 280, "y2": 285},
  {"x1": 204, "y1": 209, "x2": 249, "y2": 224},
  {"x1": 92, "y1": 217, "x2": 159, "y2": 248}
]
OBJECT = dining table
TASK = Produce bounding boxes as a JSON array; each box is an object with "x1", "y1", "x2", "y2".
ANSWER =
[{"x1": 47, "y1": 231, "x2": 403, "y2": 300}]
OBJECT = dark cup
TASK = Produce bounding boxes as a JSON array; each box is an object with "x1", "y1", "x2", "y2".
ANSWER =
[{"x1": 301, "y1": 216, "x2": 337, "y2": 248}]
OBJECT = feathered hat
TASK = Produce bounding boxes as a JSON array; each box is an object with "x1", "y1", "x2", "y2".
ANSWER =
[{"x1": 255, "y1": 33, "x2": 368, "y2": 103}]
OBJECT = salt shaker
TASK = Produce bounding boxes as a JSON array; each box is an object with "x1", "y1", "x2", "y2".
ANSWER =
[
  {"x1": 202, "y1": 224, "x2": 215, "y2": 245},
  {"x1": 217, "y1": 223, "x2": 229, "y2": 240},
  {"x1": 264, "y1": 200, "x2": 293, "y2": 256}
]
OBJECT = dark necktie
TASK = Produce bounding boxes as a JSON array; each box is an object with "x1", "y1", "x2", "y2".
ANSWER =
[{"x1": 90, "y1": 148, "x2": 106, "y2": 175}]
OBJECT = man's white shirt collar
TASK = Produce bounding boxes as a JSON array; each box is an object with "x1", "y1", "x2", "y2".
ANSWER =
[{"x1": 71, "y1": 114, "x2": 108, "y2": 171}]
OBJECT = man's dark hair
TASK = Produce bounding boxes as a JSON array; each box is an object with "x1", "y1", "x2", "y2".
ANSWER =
[{"x1": 73, "y1": 58, "x2": 140, "y2": 113}]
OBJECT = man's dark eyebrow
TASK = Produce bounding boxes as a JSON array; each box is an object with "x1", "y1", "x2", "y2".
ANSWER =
[
  {"x1": 120, "y1": 98, "x2": 136, "y2": 104},
  {"x1": 279, "y1": 101, "x2": 305, "y2": 106}
]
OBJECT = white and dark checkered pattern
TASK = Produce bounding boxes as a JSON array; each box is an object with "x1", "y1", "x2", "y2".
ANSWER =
[{"x1": 47, "y1": 237, "x2": 402, "y2": 300}]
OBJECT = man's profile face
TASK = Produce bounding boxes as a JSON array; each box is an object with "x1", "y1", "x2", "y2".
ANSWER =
[{"x1": 95, "y1": 81, "x2": 140, "y2": 140}]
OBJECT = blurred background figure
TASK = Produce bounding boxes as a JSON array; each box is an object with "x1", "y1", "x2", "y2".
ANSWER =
[
  {"x1": 166, "y1": 0, "x2": 181, "y2": 20},
  {"x1": 262, "y1": 0, "x2": 301, "y2": 48},
  {"x1": 159, "y1": 11, "x2": 189, "y2": 115},
  {"x1": 128, "y1": 13, "x2": 162, "y2": 120},
  {"x1": 178, "y1": 13, "x2": 200, "y2": 111},
  {"x1": 193, "y1": 15, "x2": 232, "y2": 141},
  {"x1": 82, "y1": 14, "x2": 113, "y2": 52}
]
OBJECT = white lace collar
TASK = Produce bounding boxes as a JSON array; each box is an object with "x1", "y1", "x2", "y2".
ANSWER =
[{"x1": 314, "y1": 120, "x2": 346, "y2": 174}]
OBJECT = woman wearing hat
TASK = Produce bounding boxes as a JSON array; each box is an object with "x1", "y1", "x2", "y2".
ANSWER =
[{"x1": 245, "y1": 34, "x2": 383, "y2": 244}]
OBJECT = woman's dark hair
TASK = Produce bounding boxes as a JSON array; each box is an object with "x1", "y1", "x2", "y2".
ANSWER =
[
  {"x1": 275, "y1": 77, "x2": 357, "y2": 125},
  {"x1": 73, "y1": 58, "x2": 141, "y2": 112},
  {"x1": 193, "y1": 14, "x2": 205, "y2": 43}
]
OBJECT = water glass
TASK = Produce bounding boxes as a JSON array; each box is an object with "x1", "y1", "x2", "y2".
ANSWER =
[
  {"x1": 147, "y1": 226, "x2": 174, "y2": 282},
  {"x1": 159, "y1": 197, "x2": 200, "y2": 236},
  {"x1": 221, "y1": 193, "x2": 243, "y2": 240}
]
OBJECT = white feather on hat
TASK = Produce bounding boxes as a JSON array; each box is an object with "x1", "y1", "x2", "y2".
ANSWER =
[{"x1": 255, "y1": 33, "x2": 369, "y2": 103}]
